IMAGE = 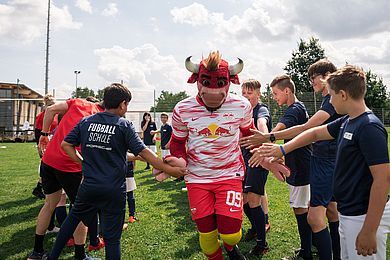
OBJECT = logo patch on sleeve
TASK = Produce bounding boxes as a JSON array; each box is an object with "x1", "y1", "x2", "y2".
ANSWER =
[{"x1": 343, "y1": 132, "x2": 353, "y2": 140}]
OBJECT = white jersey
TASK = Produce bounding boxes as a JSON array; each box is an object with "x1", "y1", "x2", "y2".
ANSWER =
[{"x1": 172, "y1": 94, "x2": 252, "y2": 183}]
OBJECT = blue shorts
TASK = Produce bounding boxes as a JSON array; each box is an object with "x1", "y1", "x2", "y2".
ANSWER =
[
  {"x1": 309, "y1": 156, "x2": 335, "y2": 207},
  {"x1": 243, "y1": 167, "x2": 268, "y2": 195}
]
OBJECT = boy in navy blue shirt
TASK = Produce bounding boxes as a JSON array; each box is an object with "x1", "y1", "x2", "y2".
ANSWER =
[
  {"x1": 242, "y1": 59, "x2": 341, "y2": 260},
  {"x1": 151, "y1": 112, "x2": 173, "y2": 158},
  {"x1": 269, "y1": 75, "x2": 312, "y2": 260},
  {"x1": 45, "y1": 83, "x2": 186, "y2": 260},
  {"x1": 256, "y1": 65, "x2": 390, "y2": 259}
]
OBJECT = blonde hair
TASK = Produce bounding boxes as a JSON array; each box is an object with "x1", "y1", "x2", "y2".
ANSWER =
[{"x1": 203, "y1": 51, "x2": 222, "y2": 71}]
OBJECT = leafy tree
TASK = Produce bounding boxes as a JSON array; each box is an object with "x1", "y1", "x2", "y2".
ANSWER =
[
  {"x1": 150, "y1": 91, "x2": 189, "y2": 112},
  {"x1": 365, "y1": 70, "x2": 389, "y2": 108},
  {"x1": 96, "y1": 89, "x2": 104, "y2": 100},
  {"x1": 72, "y1": 87, "x2": 95, "y2": 98},
  {"x1": 284, "y1": 37, "x2": 326, "y2": 94}
]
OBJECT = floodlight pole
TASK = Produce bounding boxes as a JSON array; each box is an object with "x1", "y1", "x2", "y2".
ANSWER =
[
  {"x1": 44, "y1": 0, "x2": 51, "y2": 95},
  {"x1": 74, "y1": 71, "x2": 81, "y2": 97}
]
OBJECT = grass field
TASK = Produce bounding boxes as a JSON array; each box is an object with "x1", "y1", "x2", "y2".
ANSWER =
[{"x1": 0, "y1": 139, "x2": 389, "y2": 259}]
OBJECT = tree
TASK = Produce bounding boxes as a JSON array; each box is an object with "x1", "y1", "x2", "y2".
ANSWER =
[
  {"x1": 72, "y1": 87, "x2": 95, "y2": 98},
  {"x1": 365, "y1": 70, "x2": 389, "y2": 108},
  {"x1": 284, "y1": 37, "x2": 326, "y2": 94},
  {"x1": 150, "y1": 91, "x2": 189, "y2": 112}
]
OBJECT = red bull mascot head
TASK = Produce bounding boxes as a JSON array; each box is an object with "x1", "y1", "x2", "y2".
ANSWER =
[{"x1": 185, "y1": 51, "x2": 243, "y2": 111}]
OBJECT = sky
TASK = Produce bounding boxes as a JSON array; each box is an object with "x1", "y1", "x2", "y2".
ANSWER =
[{"x1": 1, "y1": 0, "x2": 390, "y2": 111}]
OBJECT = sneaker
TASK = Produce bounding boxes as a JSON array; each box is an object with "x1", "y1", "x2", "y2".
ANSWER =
[
  {"x1": 32, "y1": 187, "x2": 45, "y2": 199},
  {"x1": 66, "y1": 238, "x2": 75, "y2": 247},
  {"x1": 122, "y1": 223, "x2": 129, "y2": 230},
  {"x1": 129, "y1": 216, "x2": 137, "y2": 223},
  {"x1": 294, "y1": 247, "x2": 317, "y2": 258},
  {"x1": 27, "y1": 250, "x2": 46, "y2": 260},
  {"x1": 226, "y1": 245, "x2": 247, "y2": 260},
  {"x1": 88, "y1": 238, "x2": 105, "y2": 252},
  {"x1": 46, "y1": 226, "x2": 60, "y2": 234},
  {"x1": 265, "y1": 223, "x2": 271, "y2": 233},
  {"x1": 73, "y1": 254, "x2": 101, "y2": 260},
  {"x1": 245, "y1": 243, "x2": 269, "y2": 258},
  {"x1": 243, "y1": 228, "x2": 256, "y2": 242}
]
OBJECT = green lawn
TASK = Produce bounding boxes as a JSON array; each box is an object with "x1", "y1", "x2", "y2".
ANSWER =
[{"x1": 0, "y1": 142, "x2": 389, "y2": 259}]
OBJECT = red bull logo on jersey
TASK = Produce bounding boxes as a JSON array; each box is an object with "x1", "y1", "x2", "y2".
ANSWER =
[{"x1": 196, "y1": 123, "x2": 233, "y2": 138}]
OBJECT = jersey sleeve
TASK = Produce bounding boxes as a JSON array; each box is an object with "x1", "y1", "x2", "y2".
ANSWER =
[
  {"x1": 279, "y1": 107, "x2": 298, "y2": 128},
  {"x1": 358, "y1": 124, "x2": 389, "y2": 166},
  {"x1": 125, "y1": 121, "x2": 147, "y2": 156},
  {"x1": 171, "y1": 105, "x2": 188, "y2": 140},
  {"x1": 320, "y1": 96, "x2": 336, "y2": 117},
  {"x1": 240, "y1": 100, "x2": 253, "y2": 130},
  {"x1": 64, "y1": 120, "x2": 82, "y2": 146},
  {"x1": 326, "y1": 116, "x2": 344, "y2": 139}
]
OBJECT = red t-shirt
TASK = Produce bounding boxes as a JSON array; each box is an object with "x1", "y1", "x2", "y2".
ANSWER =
[
  {"x1": 35, "y1": 111, "x2": 58, "y2": 132},
  {"x1": 42, "y1": 99, "x2": 104, "y2": 172}
]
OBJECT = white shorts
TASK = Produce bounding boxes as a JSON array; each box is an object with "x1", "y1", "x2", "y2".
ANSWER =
[
  {"x1": 339, "y1": 200, "x2": 390, "y2": 260},
  {"x1": 146, "y1": 145, "x2": 157, "y2": 153},
  {"x1": 161, "y1": 149, "x2": 170, "y2": 158},
  {"x1": 126, "y1": 177, "x2": 137, "y2": 192},
  {"x1": 288, "y1": 184, "x2": 310, "y2": 208}
]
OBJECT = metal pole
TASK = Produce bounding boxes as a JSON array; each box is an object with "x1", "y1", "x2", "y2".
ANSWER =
[
  {"x1": 16, "y1": 79, "x2": 20, "y2": 132},
  {"x1": 44, "y1": 0, "x2": 51, "y2": 95},
  {"x1": 74, "y1": 70, "x2": 81, "y2": 97},
  {"x1": 153, "y1": 89, "x2": 156, "y2": 121}
]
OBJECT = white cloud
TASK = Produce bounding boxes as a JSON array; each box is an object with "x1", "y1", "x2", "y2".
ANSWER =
[
  {"x1": 101, "y1": 3, "x2": 118, "y2": 17},
  {"x1": 94, "y1": 44, "x2": 190, "y2": 109},
  {"x1": 0, "y1": 0, "x2": 81, "y2": 44},
  {"x1": 171, "y1": 2, "x2": 213, "y2": 26},
  {"x1": 75, "y1": 0, "x2": 92, "y2": 14}
]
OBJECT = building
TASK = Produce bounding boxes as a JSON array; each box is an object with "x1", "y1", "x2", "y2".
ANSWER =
[{"x1": 0, "y1": 82, "x2": 44, "y2": 141}]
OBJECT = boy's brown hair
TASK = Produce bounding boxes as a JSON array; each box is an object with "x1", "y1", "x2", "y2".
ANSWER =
[
  {"x1": 241, "y1": 79, "x2": 261, "y2": 92},
  {"x1": 326, "y1": 65, "x2": 366, "y2": 100},
  {"x1": 270, "y1": 74, "x2": 295, "y2": 94},
  {"x1": 308, "y1": 59, "x2": 337, "y2": 78}
]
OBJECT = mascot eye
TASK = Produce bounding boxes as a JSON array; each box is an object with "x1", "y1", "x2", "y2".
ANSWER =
[
  {"x1": 217, "y1": 79, "x2": 227, "y2": 87},
  {"x1": 202, "y1": 79, "x2": 211, "y2": 87}
]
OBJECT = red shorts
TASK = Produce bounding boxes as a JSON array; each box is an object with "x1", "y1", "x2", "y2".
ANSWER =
[{"x1": 186, "y1": 179, "x2": 243, "y2": 220}]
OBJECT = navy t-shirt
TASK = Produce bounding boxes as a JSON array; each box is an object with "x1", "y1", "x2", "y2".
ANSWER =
[
  {"x1": 312, "y1": 95, "x2": 342, "y2": 158},
  {"x1": 160, "y1": 124, "x2": 172, "y2": 149},
  {"x1": 327, "y1": 111, "x2": 389, "y2": 216},
  {"x1": 280, "y1": 102, "x2": 312, "y2": 186},
  {"x1": 65, "y1": 112, "x2": 146, "y2": 192},
  {"x1": 242, "y1": 103, "x2": 272, "y2": 169},
  {"x1": 141, "y1": 121, "x2": 157, "y2": 145}
]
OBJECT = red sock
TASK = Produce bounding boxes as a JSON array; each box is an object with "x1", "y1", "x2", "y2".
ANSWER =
[
  {"x1": 223, "y1": 242, "x2": 234, "y2": 251},
  {"x1": 206, "y1": 247, "x2": 223, "y2": 260}
]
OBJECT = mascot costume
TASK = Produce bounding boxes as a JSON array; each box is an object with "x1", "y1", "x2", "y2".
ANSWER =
[{"x1": 158, "y1": 51, "x2": 289, "y2": 260}]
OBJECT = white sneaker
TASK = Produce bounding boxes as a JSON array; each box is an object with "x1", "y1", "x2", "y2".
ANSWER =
[{"x1": 46, "y1": 226, "x2": 60, "y2": 234}]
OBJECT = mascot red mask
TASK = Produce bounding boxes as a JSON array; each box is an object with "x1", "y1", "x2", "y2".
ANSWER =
[{"x1": 185, "y1": 51, "x2": 243, "y2": 111}]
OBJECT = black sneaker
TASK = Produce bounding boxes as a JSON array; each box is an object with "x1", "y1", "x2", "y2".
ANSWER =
[
  {"x1": 243, "y1": 228, "x2": 256, "y2": 242},
  {"x1": 294, "y1": 247, "x2": 317, "y2": 258},
  {"x1": 27, "y1": 250, "x2": 46, "y2": 260},
  {"x1": 32, "y1": 187, "x2": 45, "y2": 199},
  {"x1": 245, "y1": 243, "x2": 269, "y2": 258},
  {"x1": 226, "y1": 245, "x2": 247, "y2": 260}
]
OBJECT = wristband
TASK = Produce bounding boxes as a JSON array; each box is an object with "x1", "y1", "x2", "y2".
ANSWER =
[
  {"x1": 279, "y1": 145, "x2": 286, "y2": 156},
  {"x1": 40, "y1": 132, "x2": 50, "y2": 136}
]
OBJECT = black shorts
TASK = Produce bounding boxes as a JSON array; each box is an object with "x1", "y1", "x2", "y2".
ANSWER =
[
  {"x1": 40, "y1": 162, "x2": 82, "y2": 203},
  {"x1": 243, "y1": 167, "x2": 268, "y2": 195}
]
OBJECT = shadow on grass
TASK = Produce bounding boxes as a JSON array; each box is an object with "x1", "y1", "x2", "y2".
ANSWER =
[
  {"x1": 0, "y1": 225, "x2": 36, "y2": 259},
  {"x1": 0, "y1": 202, "x2": 42, "y2": 228},
  {"x1": 0, "y1": 196, "x2": 39, "y2": 211}
]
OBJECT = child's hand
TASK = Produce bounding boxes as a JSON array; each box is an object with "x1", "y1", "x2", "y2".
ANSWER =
[
  {"x1": 356, "y1": 228, "x2": 377, "y2": 256},
  {"x1": 153, "y1": 156, "x2": 187, "y2": 182}
]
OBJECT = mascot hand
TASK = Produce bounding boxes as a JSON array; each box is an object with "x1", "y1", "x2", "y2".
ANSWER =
[
  {"x1": 152, "y1": 156, "x2": 187, "y2": 182},
  {"x1": 259, "y1": 157, "x2": 290, "y2": 182}
]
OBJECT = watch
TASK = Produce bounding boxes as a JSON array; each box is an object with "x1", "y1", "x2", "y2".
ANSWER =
[
  {"x1": 40, "y1": 132, "x2": 50, "y2": 136},
  {"x1": 269, "y1": 133, "x2": 276, "y2": 143}
]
